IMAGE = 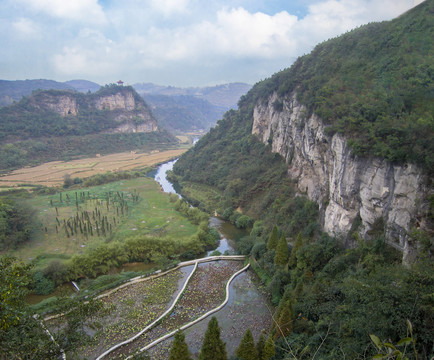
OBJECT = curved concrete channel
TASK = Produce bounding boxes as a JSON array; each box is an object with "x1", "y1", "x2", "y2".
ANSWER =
[{"x1": 86, "y1": 255, "x2": 247, "y2": 359}]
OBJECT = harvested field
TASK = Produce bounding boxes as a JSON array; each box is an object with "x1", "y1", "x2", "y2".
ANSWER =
[{"x1": 0, "y1": 149, "x2": 187, "y2": 187}]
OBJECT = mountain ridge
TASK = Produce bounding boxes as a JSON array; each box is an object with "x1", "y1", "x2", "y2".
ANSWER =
[{"x1": 173, "y1": 0, "x2": 433, "y2": 262}]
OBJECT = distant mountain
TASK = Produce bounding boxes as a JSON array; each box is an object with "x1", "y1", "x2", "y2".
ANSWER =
[
  {"x1": 0, "y1": 79, "x2": 102, "y2": 107},
  {"x1": 0, "y1": 79, "x2": 74, "y2": 106},
  {"x1": 144, "y1": 94, "x2": 226, "y2": 134},
  {"x1": 133, "y1": 82, "x2": 252, "y2": 109},
  {"x1": 64, "y1": 79, "x2": 101, "y2": 93},
  {"x1": 134, "y1": 82, "x2": 252, "y2": 133}
]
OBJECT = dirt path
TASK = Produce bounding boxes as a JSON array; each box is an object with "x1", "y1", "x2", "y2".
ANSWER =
[{"x1": 0, "y1": 148, "x2": 187, "y2": 187}]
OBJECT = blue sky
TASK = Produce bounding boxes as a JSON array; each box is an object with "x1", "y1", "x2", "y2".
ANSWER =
[{"x1": 0, "y1": 0, "x2": 424, "y2": 87}]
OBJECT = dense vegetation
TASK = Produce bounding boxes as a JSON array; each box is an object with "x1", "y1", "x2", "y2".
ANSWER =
[
  {"x1": 0, "y1": 197, "x2": 37, "y2": 250},
  {"x1": 172, "y1": 109, "x2": 319, "y2": 239},
  {"x1": 241, "y1": 1, "x2": 433, "y2": 173},
  {"x1": 241, "y1": 226, "x2": 433, "y2": 359}
]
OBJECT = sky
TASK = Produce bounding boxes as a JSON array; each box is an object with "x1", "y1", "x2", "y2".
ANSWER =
[{"x1": 0, "y1": 0, "x2": 425, "y2": 87}]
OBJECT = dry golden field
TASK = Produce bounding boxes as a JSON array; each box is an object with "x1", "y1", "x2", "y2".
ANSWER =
[{"x1": 0, "y1": 149, "x2": 187, "y2": 187}]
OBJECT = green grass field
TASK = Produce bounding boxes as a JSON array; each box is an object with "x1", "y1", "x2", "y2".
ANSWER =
[
  {"x1": 178, "y1": 181, "x2": 224, "y2": 212},
  {"x1": 9, "y1": 177, "x2": 198, "y2": 268}
]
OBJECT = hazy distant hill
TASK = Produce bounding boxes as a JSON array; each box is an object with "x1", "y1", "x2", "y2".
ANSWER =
[
  {"x1": 0, "y1": 79, "x2": 102, "y2": 107},
  {"x1": 135, "y1": 82, "x2": 252, "y2": 133},
  {"x1": 64, "y1": 79, "x2": 101, "y2": 93},
  {"x1": 0, "y1": 79, "x2": 74, "y2": 106},
  {"x1": 133, "y1": 82, "x2": 252, "y2": 109},
  {"x1": 144, "y1": 94, "x2": 226, "y2": 133}
]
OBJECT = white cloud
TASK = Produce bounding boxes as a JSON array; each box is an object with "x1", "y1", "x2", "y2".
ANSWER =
[
  {"x1": 18, "y1": 0, "x2": 107, "y2": 24},
  {"x1": 150, "y1": 0, "x2": 190, "y2": 16},
  {"x1": 12, "y1": 17, "x2": 41, "y2": 39},
  {"x1": 2, "y1": 0, "x2": 421, "y2": 85},
  {"x1": 53, "y1": 45, "x2": 115, "y2": 76}
]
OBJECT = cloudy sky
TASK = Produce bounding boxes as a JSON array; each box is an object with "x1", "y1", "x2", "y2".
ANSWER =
[{"x1": 0, "y1": 0, "x2": 424, "y2": 87}]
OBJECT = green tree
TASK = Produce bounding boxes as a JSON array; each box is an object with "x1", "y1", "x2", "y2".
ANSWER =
[
  {"x1": 0, "y1": 256, "x2": 60, "y2": 358},
  {"x1": 169, "y1": 330, "x2": 192, "y2": 360},
  {"x1": 0, "y1": 255, "x2": 32, "y2": 331},
  {"x1": 288, "y1": 232, "x2": 302, "y2": 268},
  {"x1": 199, "y1": 316, "x2": 227, "y2": 360},
  {"x1": 236, "y1": 329, "x2": 258, "y2": 360},
  {"x1": 256, "y1": 331, "x2": 266, "y2": 360},
  {"x1": 275, "y1": 299, "x2": 293, "y2": 339},
  {"x1": 274, "y1": 234, "x2": 289, "y2": 266},
  {"x1": 262, "y1": 334, "x2": 276, "y2": 360},
  {"x1": 267, "y1": 225, "x2": 279, "y2": 250}
]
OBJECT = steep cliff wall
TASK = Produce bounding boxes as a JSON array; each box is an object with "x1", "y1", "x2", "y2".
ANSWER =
[
  {"x1": 94, "y1": 92, "x2": 136, "y2": 111},
  {"x1": 36, "y1": 89, "x2": 157, "y2": 133},
  {"x1": 40, "y1": 94, "x2": 78, "y2": 116},
  {"x1": 252, "y1": 92, "x2": 430, "y2": 264}
]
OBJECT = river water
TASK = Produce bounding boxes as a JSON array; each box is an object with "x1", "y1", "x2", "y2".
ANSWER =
[{"x1": 152, "y1": 160, "x2": 247, "y2": 254}]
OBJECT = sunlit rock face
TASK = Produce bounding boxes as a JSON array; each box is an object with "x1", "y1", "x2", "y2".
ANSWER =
[{"x1": 252, "y1": 91, "x2": 430, "y2": 265}]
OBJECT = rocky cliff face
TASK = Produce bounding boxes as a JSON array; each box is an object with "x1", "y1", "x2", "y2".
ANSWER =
[
  {"x1": 252, "y1": 92, "x2": 430, "y2": 264},
  {"x1": 94, "y1": 92, "x2": 136, "y2": 111},
  {"x1": 38, "y1": 90, "x2": 157, "y2": 133},
  {"x1": 42, "y1": 94, "x2": 78, "y2": 116}
]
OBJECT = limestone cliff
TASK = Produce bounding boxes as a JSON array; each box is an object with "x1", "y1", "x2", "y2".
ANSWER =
[
  {"x1": 35, "y1": 88, "x2": 157, "y2": 133},
  {"x1": 252, "y1": 92, "x2": 431, "y2": 264},
  {"x1": 40, "y1": 94, "x2": 78, "y2": 116}
]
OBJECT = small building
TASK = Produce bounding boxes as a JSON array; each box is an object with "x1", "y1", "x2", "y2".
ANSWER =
[{"x1": 117, "y1": 80, "x2": 124, "y2": 86}]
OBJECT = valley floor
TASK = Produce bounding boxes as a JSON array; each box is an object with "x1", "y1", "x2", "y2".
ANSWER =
[{"x1": 0, "y1": 149, "x2": 187, "y2": 187}]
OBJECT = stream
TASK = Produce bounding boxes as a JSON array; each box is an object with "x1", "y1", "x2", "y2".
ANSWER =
[{"x1": 151, "y1": 159, "x2": 248, "y2": 255}]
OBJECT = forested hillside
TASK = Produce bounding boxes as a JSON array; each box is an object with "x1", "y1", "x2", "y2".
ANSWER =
[
  {"x1": 0, "y1": 85, "x2": 176, "y2": 171},
  {"x1": 247, "y1": 0, "x2": 433, "y2": 172},
  {"x1": 172, "y1": 2, "x2": 433, "y2": 358}
]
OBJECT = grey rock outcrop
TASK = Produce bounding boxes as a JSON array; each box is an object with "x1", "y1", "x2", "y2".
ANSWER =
[
  {"x1": 37, "y1": 89, "x2": 157, "y2": 133},
  {"x1": 252, "y1": 92, "x2": 430, "y2": 264}
]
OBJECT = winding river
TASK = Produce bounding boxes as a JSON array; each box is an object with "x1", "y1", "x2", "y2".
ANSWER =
[{"x1": 152, "y1": 160, "x2": 248, "y2": 255}]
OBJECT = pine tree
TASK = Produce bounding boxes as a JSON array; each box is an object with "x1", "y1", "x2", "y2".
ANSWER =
[
  {"x1": 256, "y1": 331, "x2": 266, "y2": 360},
  {"x1": 274, "y1": 234, "x2": 289, "y2": 266},
  {"x1": 235, "y1": 329, "x2": 258, "y2": 360},
  {"x1": 199, "y1": 317, "x2": 227, "y2": 360},
  {"x1": 288, "y1": 232, "x2": 303, "y2": 268},
  {"x1": 267, "y1": 225, "x2": 279, "y2": 250},
  {"x1": 262, "y1": 334, "x2": 276, "y2": 360},
  {"x1": 169, "y1": 330, "x2": 192, "y2": 360},
  {"x1": 275, "y1": 299, "x2": 293, "y2": 339}
]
